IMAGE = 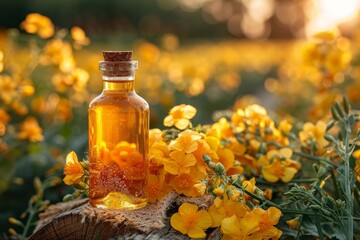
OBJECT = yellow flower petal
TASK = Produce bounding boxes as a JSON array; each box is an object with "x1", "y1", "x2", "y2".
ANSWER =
[
  {"x1": 266, "y1": 149, "x2": 278, "y2": 161},
  {"x1": 286, "y1": 218, "x2": 299, "y2": 229},
  {"x1": 187, "y1": 226, "x2": 206, "y2": 239},
  {"x1": 353, "y1": 149, "x2": 360, "y2": 159},
  {"x1": 175, "y1": 118, "x2": 190, "y2": 130},
  {"x1": 196, "y1": 209, "x2": 212, "y2": 229},
  {"x1": 162, "y1": 159, "x2": 179, "y2": 175},
  {"x1": 281, "y1": 167, "x2": 298, "y2": 183},
  {"x1": 183, "y1": 105, "x2": 197, "y2": 119},
  {"x1": 163, "y1": 115, "x2": 174, "y2": 127},
  {"x1": 279, "y1": 148, "x2": 293, "y2": 159},
  {"x1": 66, "y1": 151, "x2": 78, "y2": 164},
  {"x1": 179, "y1": 202, "x2": 198, "y2": 215},
  {"x1": 208, "y1": 204, "x2": 226, "y2": 227},
  {"x1": 268, "y1": 207, "x2": 282, "y2": 225},
  {"x1": 217, "y1": 148, "x2": 235, "y2": 171},
  {"x1": 183, "y1": 153, "x2": 197, "y2": 168},
  {"x1": 221, "y1": 215, "x2": 240, "y2": 236},
  {"x1": 241, "y1": 212, "x2": 261, "y2": 235},
  {"x1": 262, "y1": 166, "x2": 280, "y2": 183},
  {"x1": 170, "y1": 213, "x2": 188, "y2": 234}
]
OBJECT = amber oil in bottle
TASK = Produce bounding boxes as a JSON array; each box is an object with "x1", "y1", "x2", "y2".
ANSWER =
[{"x1": 88, "y1": 51, "x2": 149, "y2": 209}]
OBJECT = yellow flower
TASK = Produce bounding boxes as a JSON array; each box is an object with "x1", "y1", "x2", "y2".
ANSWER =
[
  {"x1": 169, "y1": 129, "x2": 201, "y2": 153},
  {"x1": 353, "y1": 149, "x2": 360, "y2": 182},
  {"x1": 192, "y1": 138, "x2": 214, "y2": 175},
  {"x1": 231, "y1": 108, "x2": 246, "y2": 132},
  {"x1": 238, "y1": 153, "x2": 259, "y2": 175},
  {"x1": 17, "y1": 117, "x2": 44, "y2": 142},
  {"x1": 208, "y1": 196, "x2": 249, "y2": 227},
  {"x1": 63, "y1": 151, "x2": 84, "y2": 185},
  {"x1": 312, "y1": 29, "x2": 340, "y2": 42},
  {"x1": 0, "y1": 75, "x2": 17, "y2": 104},
  {"x1": 244, "y1": 104, "x2": 269, "y2": 127},
  {"x1": 138, "y1": 42, "x2": 161, "y2": 64},
  {"x1": 299, "y1": 121, "x2": 328, "y2": 148},
  {"x1": 11, "y1": 101, "x2": 28, "y2": 116},
  {"x1": 0, "y1": 108, "x2": 10, "y2": 136},
  {"x1": 324, "y1": 47, "x2": 351, "y2": 75},
  {"x1": 242, "y1": 177, "x2": 257, "y2": 200},
  {"x1": 277, "y1": 119, "x2": 292, "y2": 146},
  {"x1": 221, "y1": 213, "x2": 261, "y2": 240},
  {"x1": 211, "y1": 117, "x2": 233, "y2": 139},
  {"x1": 170, "y1": 202, "x2": 212, "y2": 239},
  {"x1": 52, "y1": 68, "x2": 89, "y2": 92},
  {"x1": 149, "y1": 128, "x2": 163, "y2": 146},
  {"x1": 164, "y1": 104, "x2": 197, "y2": 130},
  {"x1": 40, "y1": 39, "x2": 73, "y2": 66},
  {"x1": 226, "y1": 139, "x2": 246, "y2": 157},
  {"x1": 263, "y1": 188, "x2": 273, "y2": 200},
  {"x1": 213, "y1": 186, "x2": 225, "y2": 196},
  {"x1": 216, "y1": 148, "x2": 235, "y2": 172},
  {"x1": 110, "y1": 141, "x2": 145, "y2": 180},
  {"x1": 170, "y1": 168, "x2": 205, "y2": 197},
  {"x1": 259, "y1": 148, "x2": 301, "y2": 183},
  {"x1": 251, "y1": 207, "x2": 282, "y2": 239},
  {"x1": 70, "y1": 26, "x2": 90, "y2": 48},
  {"x1": 149, "y1": 141, "x2": 169, "y2": 171},
  {"x1": 145, "y1": 173, "x2": 171, "y2": 203},
  {"x1": 163, "y1": 150, "x2": 196, "y2": 175},
  {"x1": 286, "y1": 218, "x2": 299, "y2": 229},
  {"x1": 0, "y1": 51, "x2": 4, "y2": 73},
  {"x1": 99, "y1": 141, "x2": 111, "y2": 165},
  {"x1": 226, "y1": 186, "x2": 242, "y2": 202},
  {"x1": 193, "y1": 182, "x2": 207, "y2": 196},
  {"x1": 21, "y1": 13, "x2": 54, "y2": 39}
]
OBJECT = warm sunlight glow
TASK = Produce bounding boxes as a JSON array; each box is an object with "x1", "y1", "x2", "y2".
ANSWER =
[{"x1": 307, "y1": 0, "x2": 360, "y2": 35}]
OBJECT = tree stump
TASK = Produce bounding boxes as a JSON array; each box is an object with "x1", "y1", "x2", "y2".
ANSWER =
[{"x1": 29, "y1": 193, "x2": 220, "y2": 240}]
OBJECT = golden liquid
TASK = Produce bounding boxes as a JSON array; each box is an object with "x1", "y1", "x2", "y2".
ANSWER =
[{"x1": 88, "y1": 81, "x2": 149, "y2": 210}]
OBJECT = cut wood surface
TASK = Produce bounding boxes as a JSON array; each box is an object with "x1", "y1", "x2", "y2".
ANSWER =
[{"x1": 29, "y1": 194, "x2": 220, "y2": 240}]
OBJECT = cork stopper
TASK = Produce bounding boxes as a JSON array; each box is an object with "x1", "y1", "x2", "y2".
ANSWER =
[
  {"x1": 99, "y1": 51, "x2": 137, "y2": 81},
  {"x1": 102, "y1": 51, "x2": 132, "y2": 62}
]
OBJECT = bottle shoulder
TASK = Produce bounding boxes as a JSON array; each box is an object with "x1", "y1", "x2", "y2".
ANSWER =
[{"x1": 89, "y1": 92, "x2": 149, "y2": 110}]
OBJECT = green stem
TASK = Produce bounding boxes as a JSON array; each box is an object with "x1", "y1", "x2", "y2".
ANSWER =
[
  {"x1": 255, "y1": 178, "x2": 317, "y2": 186},
  {"x1": 330, "y1": 167, "x2": 341, "y2": 199},
  {"x1": 20, "y1": 205, "x2": 38, "y2": 240},
  {"x1": 293, "y1": 151, "x2": 337, "y2": 167},
  {"x1": 243, "y1": 189, "x2": 316, "y2": 215},
  {"x1": 343, "y1": 125, "x2": 353, "y2": 240},
  {"x1": 315, "y1": 213, "x2": 324, "y2": 240}
]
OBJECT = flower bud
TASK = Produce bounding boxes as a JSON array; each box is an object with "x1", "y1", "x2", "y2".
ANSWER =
[
  {"x1": 8, "y1": 217, "x2": 24, "y2": 227},
  {"x1": 214, "y1": 162, "x2": 226, "y2": 175},
  {"x1": 213, "y1": 186, "x2": 224, "y2": 196},
  {"x1": 193, "y1": 182, "x2": 207, "y2": 196},
  {"x1": 63, "y1": 194, "x2": 73, "y2": 202},
  {"x1": 203, "y1": 154, "x2": 211, "y2": 164},
  {"x1": 8, "y1": 228, "x2": 17, "y2": 236}
]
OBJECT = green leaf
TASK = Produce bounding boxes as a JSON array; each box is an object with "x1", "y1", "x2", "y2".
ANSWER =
[{"x1": 322, "y1": 222, "x2": 347, "y2": 240}]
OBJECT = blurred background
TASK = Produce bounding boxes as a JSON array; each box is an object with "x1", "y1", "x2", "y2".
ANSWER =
[{"x1": 0, "y1": 0, "x2": 360, "y2": 237}]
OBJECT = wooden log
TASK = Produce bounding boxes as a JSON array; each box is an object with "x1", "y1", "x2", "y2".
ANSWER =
[{"x1": 29, "y1": 194, "x2": 220, "y2": 240}]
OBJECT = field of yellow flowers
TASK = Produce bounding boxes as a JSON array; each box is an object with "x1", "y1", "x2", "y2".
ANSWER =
[{"x1": 1, "y1": 13, "x2": 360, "y2": 239}]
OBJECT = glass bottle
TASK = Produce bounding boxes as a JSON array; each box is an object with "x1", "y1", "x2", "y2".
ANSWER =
[{"x1": 88, "y1": 51, "x2": 149, "y2": 209}]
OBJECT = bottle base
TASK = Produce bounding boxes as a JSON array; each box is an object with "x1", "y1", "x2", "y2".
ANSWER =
[{"x1": 90, "y1": 192, "x2": 147, "y2": 210}]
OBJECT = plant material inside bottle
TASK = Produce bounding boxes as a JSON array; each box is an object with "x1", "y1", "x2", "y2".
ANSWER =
[{"x1": 88, "y1": 51, "x2": 149, "y2": 210}]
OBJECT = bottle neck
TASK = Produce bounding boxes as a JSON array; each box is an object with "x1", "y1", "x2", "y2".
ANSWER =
[
  {"x1": 99, "y1": 59, "x2": 138, "y2": 93},
  {"x1": 103, "y1": 81, "x2": 135, "y2": 92}
]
